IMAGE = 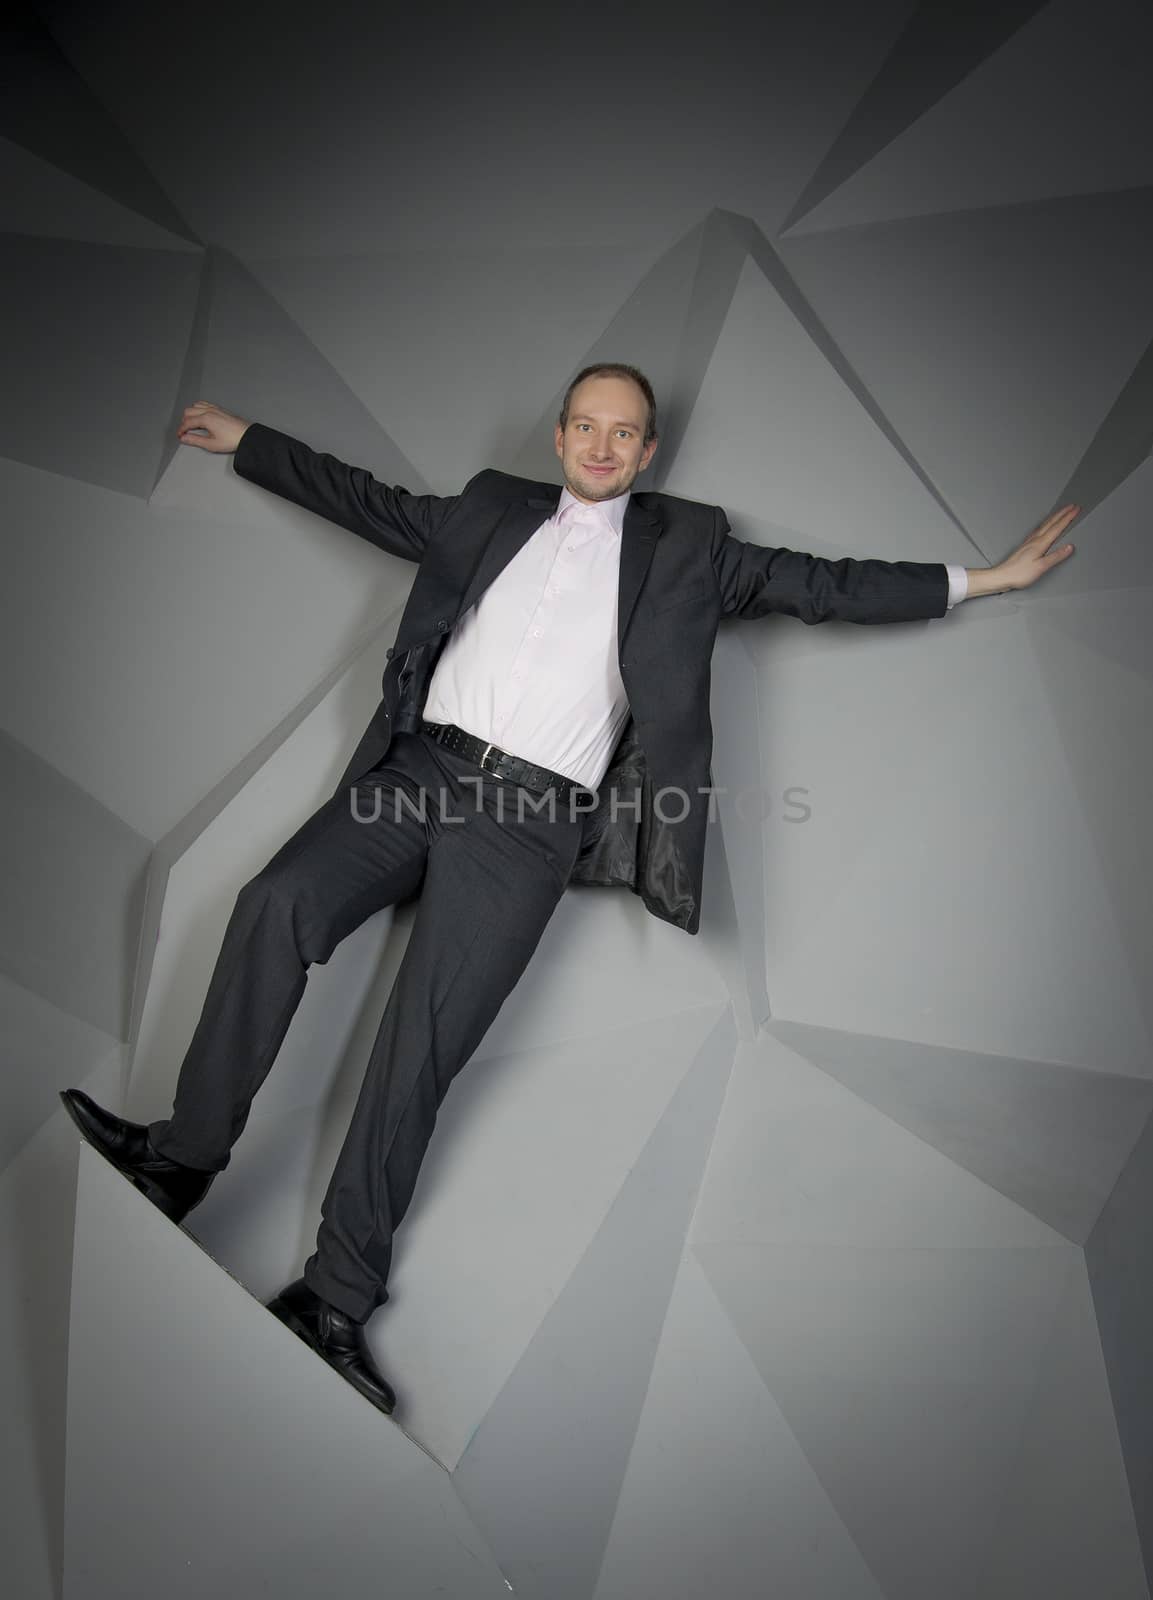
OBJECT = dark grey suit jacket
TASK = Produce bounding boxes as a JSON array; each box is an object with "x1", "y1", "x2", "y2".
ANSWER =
[{"x1": 232, "y1": 422, "x2": 950, "y2": 934}]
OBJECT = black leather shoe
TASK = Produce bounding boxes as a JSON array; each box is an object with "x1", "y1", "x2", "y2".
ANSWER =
[
  {"x1": 265, "y1": 1278, "x2": 397, "y2": 1415},
  {"x1": 59, "y1": 1088, "x2": 217, "y2": 1224}
]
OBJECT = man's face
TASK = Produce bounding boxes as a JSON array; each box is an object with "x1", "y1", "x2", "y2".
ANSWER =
[{"x1": 554, "y1": 376, "x2": 659, "y2": 505}]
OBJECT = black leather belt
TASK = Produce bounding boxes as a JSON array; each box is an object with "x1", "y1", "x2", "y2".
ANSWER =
[{"x1": 420, "y1": 721, "x2": 592, "y2": 805}]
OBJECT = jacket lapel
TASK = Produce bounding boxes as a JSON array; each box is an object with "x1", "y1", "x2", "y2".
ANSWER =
[
  {"x1": 454, "y1": 487, "x2": 662, "y2": 655},
  {"x1": 615, "y1": 497, "x2": 661, "y2": 653},
  {"x1": 455, "y1": 495, "x2": 550, "y2": 623}
]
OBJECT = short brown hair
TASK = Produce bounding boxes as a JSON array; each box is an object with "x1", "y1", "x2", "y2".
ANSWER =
[{"x1": 558, "y1": 362, "x2": 658, "y2": 449}]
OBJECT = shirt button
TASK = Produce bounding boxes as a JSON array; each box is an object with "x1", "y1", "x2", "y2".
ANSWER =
[{"x1": 532, "y1": 627, "x2": 542, "y2": 637}]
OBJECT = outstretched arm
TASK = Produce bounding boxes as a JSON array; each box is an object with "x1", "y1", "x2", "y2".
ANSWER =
[
  {"x1": 177, "y1": 401, "x2": 461, "y2": 564},
  {"x1": 710, "y1": 509, "x2": 951, "y2": 624},
  {"x1": 710, "y1": 502, "x2": 1079, "y2": 624}
]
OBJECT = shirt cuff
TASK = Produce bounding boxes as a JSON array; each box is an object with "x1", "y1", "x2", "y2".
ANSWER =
[{"x1": 944, "y1": 563, "x2": 969, "y2": 610}]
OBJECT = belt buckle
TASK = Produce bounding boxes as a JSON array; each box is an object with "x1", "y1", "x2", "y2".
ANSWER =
[{"x1": 479, "y1": 741, "x2": 502, "y2": 776}]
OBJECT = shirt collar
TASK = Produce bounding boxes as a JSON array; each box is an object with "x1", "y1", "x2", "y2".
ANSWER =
[{"x1": 556, "y1": 482, "x2": 630, "y2": 535}]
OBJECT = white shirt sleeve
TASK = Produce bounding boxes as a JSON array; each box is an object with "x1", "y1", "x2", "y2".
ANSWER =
[{"x1": 945, "y1": 563, "x2": 969, "y2": 610}]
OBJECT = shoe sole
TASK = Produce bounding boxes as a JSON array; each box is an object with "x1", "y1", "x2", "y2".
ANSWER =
[
  {"x1": 265, "y1": 1297, "x2": 396, "y2": 1416},
  {"x1": 58, "y1": 1090, "x2": 195, "y2": 1224}
]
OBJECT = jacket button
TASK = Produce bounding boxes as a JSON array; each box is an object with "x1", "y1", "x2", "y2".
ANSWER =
[
  {"x1": 436, "y1": 618, "x2": 448, "y2": 631},
  {"x1": 385, "y1": 647, "x2": 394, "y2": 659}
]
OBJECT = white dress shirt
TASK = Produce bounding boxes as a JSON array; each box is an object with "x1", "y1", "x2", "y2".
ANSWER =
[{"x1": 424, "y1": 482, "x2": 971, "y2": 789}]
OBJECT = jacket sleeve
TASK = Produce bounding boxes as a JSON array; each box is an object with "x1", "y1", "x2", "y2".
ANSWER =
[
  {"x1": 231, "y1": 422, "x2": 465, "y2": 564},
  {"x1": 710, "y1": 508, "x2": 950, "y2": 625}
]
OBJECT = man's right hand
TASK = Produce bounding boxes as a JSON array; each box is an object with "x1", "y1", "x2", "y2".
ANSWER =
[{"x1": 177, "y1": 401, "x2": 252, "y2": 454}]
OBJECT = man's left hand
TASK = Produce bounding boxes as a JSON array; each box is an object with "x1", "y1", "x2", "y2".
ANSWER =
[{"x1": 986, "y1": 503, "x2": 1080, "y2": 593}]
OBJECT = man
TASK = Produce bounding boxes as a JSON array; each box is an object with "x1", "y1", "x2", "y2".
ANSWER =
[{"x1": 60, "y1": 363, "x2": 1077, "y2": 1417}]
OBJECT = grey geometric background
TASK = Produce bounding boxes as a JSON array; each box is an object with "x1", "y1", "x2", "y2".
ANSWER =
[{"x1": 2, "y1": 0, "x2": 1151, "y2": 1595}]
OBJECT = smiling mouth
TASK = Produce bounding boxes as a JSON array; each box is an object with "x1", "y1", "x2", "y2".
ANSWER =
[{"x1": 585, "y1": 465, "x2": 615, "y2": 473}]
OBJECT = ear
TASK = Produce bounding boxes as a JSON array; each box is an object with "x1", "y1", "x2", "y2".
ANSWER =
[{"x1": 554, "y1": 424, "x2": 564, "y2": 459}]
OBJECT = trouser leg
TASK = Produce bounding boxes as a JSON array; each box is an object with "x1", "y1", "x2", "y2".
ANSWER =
[
  {"x1": 303, "y1": 737, "x2": 585, "y2": 1322},
  {"x1": 147, "y1": 734, "x2": 435, "y2": 1171}
]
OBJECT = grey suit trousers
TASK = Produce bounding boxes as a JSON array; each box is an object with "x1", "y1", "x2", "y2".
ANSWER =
[{"x1": 147, "y1": 729, "x2": 586, "y2": 1322}]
